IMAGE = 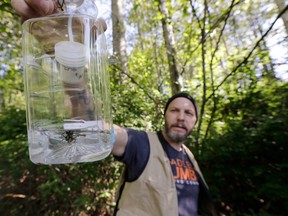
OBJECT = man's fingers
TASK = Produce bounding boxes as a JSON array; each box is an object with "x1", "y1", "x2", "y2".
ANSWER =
[
  {"x1": 11, "y1": 0, "x2": 56, "y2": 21},
  {"x1": 24, "y1": 0, "x2": 57, "y2": 15},
  {"x1": 11, "y1": 0, "x2": 108, "y2": 33},
  {"x1": 11, "y1": 0, "x2": 40, "y2": 20}
]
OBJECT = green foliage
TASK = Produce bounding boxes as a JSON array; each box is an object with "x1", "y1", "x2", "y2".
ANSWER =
[
  {"x1": 110, "y1": 50, "x2": 166, "y2": 131},
  {"x1": 0, "y1": 0, "x2": 24, "y2": 110},
  {"x1": 0, "y1": 107, "x2": 122, "y2": 215},
  {"x1": 0, "y1": 108, "x2": 26, "y2": 141},
  {"x1": 1, "y1": 0, "x2": 288, "y2": 215},
  {"x1": 200, "y1": 81, "x2": 288, "y2": 215}
]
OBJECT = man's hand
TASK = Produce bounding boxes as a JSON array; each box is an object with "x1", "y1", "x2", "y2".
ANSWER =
[
  {"x1": 11, "y1": 0, "x2": 57, "y2": 22},
  {"x1": 11, "y1": 0, "x2": 107, "y2": 31}
]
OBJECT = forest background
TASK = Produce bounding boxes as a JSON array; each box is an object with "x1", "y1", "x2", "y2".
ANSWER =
[{"x1": 0, "y1": 0, "x2": 288, "y2": 215}]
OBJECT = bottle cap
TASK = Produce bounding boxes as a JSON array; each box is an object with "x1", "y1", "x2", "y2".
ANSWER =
[
  {"x1": 55, "y1": 41, "x2": 87, "y2": 68},
  {"x1": 55, "y1": 41, "x2": 87, "y2": 83}
]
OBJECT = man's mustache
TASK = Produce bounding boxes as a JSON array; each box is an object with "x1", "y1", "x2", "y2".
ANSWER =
[{"x1": 171, "y1": 124, "x2": 187, "y2": 131}]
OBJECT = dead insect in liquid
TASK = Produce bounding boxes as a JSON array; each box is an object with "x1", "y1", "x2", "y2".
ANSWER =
[{"x1": 61, "y1": 130, "x2": 79, "y2": 143}]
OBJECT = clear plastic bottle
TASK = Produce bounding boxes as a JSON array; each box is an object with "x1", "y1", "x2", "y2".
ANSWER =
[{"x1": 22, "y1": 0, "x2": 113, "y2": 164}]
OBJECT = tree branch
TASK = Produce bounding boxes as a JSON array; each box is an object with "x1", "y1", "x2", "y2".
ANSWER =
[
  {"x1": 206, "y1": 4, "x2": 288, "y2": 102},
  {"x1": 111, "y1": 64, "x2": 157, "y2": 103}
]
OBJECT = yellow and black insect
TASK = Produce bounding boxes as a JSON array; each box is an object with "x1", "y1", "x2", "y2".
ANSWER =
[{"x1": 61, "y1": 130, "x2": 79, "y2": 143}]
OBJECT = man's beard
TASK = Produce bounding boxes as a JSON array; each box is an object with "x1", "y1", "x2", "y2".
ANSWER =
[{"x1": 164, "y1": 120, "x2": 192, "y2": 143}]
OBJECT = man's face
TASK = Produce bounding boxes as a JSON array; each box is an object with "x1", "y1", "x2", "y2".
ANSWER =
[{"x1": 164, "y1": 97, "x2": 197, "y2": 143}]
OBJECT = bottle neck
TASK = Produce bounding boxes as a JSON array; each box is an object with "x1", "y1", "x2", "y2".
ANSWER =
[
  {"x1": 58, "y1": 0, "x2": 98, "y2": 17},
  {"x1": 59, "y1": 0, "x2": 85, "y2": 8}
]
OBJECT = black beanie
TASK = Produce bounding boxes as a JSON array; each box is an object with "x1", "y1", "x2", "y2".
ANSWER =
[{"x1": 164, "y1": 92, "x2": 198, "y2": 121}]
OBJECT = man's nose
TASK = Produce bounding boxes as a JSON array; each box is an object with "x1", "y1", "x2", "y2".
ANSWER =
[{"x1": 177, "y1": 111, "x2": 185, "y2": 120}]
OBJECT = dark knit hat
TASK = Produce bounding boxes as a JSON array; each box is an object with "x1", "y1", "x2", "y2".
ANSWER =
[{"x1": 164, "y1": 92, "x2": 198, "y2": 121}]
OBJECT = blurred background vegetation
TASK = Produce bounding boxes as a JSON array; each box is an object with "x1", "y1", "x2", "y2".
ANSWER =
[{"x1": 0, "y1": 0, "x2": 287, "y2": 215}]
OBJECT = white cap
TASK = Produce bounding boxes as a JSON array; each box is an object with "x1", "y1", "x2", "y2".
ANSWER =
[
  {"x1": 55, "y1": 41, "x2": 87, "y2": 83},
  {"x1": 55, "y1": 41, "x2": 87, "y2": 68}
]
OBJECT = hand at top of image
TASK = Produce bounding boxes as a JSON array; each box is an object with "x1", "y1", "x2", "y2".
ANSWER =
[{"x1": 11, "y1": 0, "x2": 57, "y2": 22}]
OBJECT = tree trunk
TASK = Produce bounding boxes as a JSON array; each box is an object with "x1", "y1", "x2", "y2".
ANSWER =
[
  {"x1": 112, "y1": 0, "x2": 128, "y2": 78},
  {"x1": 0, "y1": 90, "x2": 4, "y2": 110},
  {"x1": 157, "y1": 0, "x2": 182, "y2": 94},
  {"x1": 274, "y1": 0, "x2": 288, "y2": 35}
]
